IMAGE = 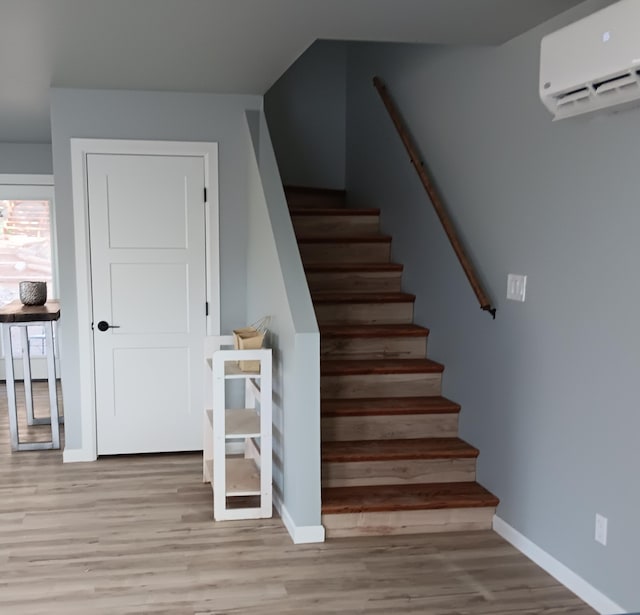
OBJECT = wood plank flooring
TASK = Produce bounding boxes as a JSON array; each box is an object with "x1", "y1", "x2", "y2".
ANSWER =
[{"x1": 0, "y1": 382, "x2": 595, "y2": 614}]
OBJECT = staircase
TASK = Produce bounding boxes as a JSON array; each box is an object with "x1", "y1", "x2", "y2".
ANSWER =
[{"x1": 286, "y1": 185, "x2": 499, "y2": 538}]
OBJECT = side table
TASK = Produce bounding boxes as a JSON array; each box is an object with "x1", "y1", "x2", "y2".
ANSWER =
[{"x1": 0, "y1": 300, "x2": 61, "y2": 451}]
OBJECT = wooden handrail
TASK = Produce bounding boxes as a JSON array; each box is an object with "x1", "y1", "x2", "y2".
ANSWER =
[{"x1": 373, "y1": 76, "x2": 496, "y2": 319}]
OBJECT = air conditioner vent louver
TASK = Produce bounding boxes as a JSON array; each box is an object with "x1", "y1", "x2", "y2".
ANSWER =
[
  {"x1": 555, "y1": 87, "x2": 590, "y2": 108},
  {"x1": 540, "y1": 0, "x2": 640, "y2": 120},
  {"x1": 593, "y1": 72, "x2": 633, "y2": 91},
  {"x1": 593, "y1": 72, "x2": 638, "y2": 96}
]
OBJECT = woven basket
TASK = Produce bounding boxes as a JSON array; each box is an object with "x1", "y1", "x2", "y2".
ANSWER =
[{"x1": 232, "y1": 327, "x2": 265, "y2": 372}]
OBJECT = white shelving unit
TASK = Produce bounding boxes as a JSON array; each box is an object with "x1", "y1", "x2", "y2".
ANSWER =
[{"x1": 203, "y1": 336, "x2": 272, "y2": 521}]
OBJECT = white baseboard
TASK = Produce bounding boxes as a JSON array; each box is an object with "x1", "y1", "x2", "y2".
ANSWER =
[
  {"x1": 62, "y1": 447, "x2": 97, "y2": 463},
  {"x1": 493, "y1": 516, "x2": 625, "y2": 615},
  {"x1": 274, "y1": 494, "x2": 325, "y2": 544}
]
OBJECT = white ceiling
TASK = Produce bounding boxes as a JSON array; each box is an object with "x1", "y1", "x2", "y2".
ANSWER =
[{"x1": 0, "y1": 0, "x2": 584, "y2": 143}]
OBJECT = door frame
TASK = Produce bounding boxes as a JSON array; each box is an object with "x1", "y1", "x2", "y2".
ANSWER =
[{"x1": 70, "y1": 139, "x2": 220, "y2": 462}]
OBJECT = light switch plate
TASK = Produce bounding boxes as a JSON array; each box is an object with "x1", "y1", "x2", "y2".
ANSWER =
[
  {"x1": 507, "y1": 274, "x2": 527, "y2": 302},
  {"x1": 595, "y1": 513, "x2": 608, "y2": 546}
]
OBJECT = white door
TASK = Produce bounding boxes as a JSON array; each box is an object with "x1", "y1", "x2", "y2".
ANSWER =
[{"x1": 87, "y1": 153, "x2": 207, "y2": 455}]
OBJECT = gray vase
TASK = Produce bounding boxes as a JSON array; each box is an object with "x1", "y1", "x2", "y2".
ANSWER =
[{"x1": 19, "y1": 281, "x2": 47, "y2": 306}]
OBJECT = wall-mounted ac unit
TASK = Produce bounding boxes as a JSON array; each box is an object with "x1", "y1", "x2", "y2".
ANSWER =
[{"x1": 540, "y1": 0, "x2": 640, "y2": 121}]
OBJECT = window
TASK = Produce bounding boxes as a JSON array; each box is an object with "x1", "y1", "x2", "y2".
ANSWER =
[
  {"x1": 0, "y1": 200, "x2": 53, "y2": 300},
  {"x1": 0, "y1": 178, "x2": 57, "y2": 361}
]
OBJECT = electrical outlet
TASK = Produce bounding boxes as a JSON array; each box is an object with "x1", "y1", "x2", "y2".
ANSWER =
[
  {"x1": 506, "y1": 274, "x2": 527, "y2": 302},
  {"x1": 595, "y1": 513, "x2": 608, "y2": 546}
]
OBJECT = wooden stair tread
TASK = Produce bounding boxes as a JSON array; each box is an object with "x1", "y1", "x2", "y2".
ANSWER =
[
  {"x1": 297, "y1": 234, "x2": 391, "y2": 243},
  {"x1": 290, "y1": 208, "x2": 380, "y2": 216},
  {"x1": 321, "y1": 358, "x2": 443, "y2": 375},
  {"x1": 312, "y1": 291, "x2": 415, "y2": 304},
  {"x1": 305, "y1": 263, "x2": 403, "y2": 272},
  {"x1": 285, "y1": 186, "x2": 347, "y2": 209},
  {"x1": 322, "y1": 437, "x2": 478, "y2": 462},
  {"x1": 320, "y1": 324, "x2": 429, "y2": 338},
  {"x1": 322, "y1": 481, "x2": 499, "y2": 513},
  {"x1": 322, "y1": 396, "x2": 461, "y2": 417}
]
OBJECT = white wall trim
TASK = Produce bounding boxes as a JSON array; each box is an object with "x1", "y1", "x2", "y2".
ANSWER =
[
  {"x1": 493, "y1": 516, "x2": 625, "y2": 615},
  {"x1": 274, "y1": 493, "x2": 325, "y2": 544},
  {"x1": 69, "y1": 138, "x2": 220, "y2": 461},
  {"x1": 0, "y1": 174, "x2": 54, "y2": 186},
  {"x1": 62, "y1": 447, "x2": 97, "y2": 463}
]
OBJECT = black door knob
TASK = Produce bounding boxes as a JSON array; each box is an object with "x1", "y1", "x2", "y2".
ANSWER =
[{"x1": 97, "y1": 320, "x2": 120, "y2": 332}]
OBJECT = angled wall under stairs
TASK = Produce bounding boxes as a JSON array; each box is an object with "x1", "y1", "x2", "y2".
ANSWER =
[{"x1": 286, "y1": 185, "x2": 499, "y2": 538}]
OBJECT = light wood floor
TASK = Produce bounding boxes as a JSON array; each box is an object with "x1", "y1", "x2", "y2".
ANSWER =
[{"x1": 0, "y1": 382, "x2": 595, "y2": 615}]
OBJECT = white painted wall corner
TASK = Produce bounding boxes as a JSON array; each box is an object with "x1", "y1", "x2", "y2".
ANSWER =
[
  {"x1": 493, "y1": 516, "x2": 624, "y2": 615},
  {"x1": 274, "y1": 494, "x2": 325, "y2": 544},
  {"x1": 62, "y1": 447, "x2": 97, "y2": 463}
]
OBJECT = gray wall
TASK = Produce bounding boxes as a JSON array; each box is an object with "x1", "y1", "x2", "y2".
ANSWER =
[
  {"x1": 0, "y1": 143, "x2": 53, "y2": 174},
  {"x1": 265, "y1": 40, "x2": 347, "y2": 190},
  {"x1": 50, "y1": 88, "x2": 262, "y2": 450},
  {"x1": 245, "y1": 110, "x2": 321, "y2": 531},
  {"x1": 345, "y1": 1, "x2": 637, "y2": 611}
]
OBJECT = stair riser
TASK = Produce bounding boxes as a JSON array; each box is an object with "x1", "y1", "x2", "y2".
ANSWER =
[
  {"x1": 321, "y1": 336, "x2": 427, "y2": 360},
  {"x1": 286, "y1": 193, "x2": 346, "y2": 209},
  {"x1": 315, "y1": 302, "x2": 413, "y2": 325},
  {"x1": 293, "y1": 216, "x2": 379, "y2": 236},
  {"x1": 322, "y1": 507, "x2": 496, "y2": 538},
  {"x1": 307, "y1": 271, "x2": 402, "y2": 293},
  {"x1": 321, "y1": 373, "x2": 441, "y2": 399},
  {"x1": 299, "y1": 243, "x2": 390, "y2": 264},
  {"x1": 322, "y1": 413, "x2": 459, "y2": 441},
  {"x1": 322, "y1": 458, "x2": 475, "y2": 488}
]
